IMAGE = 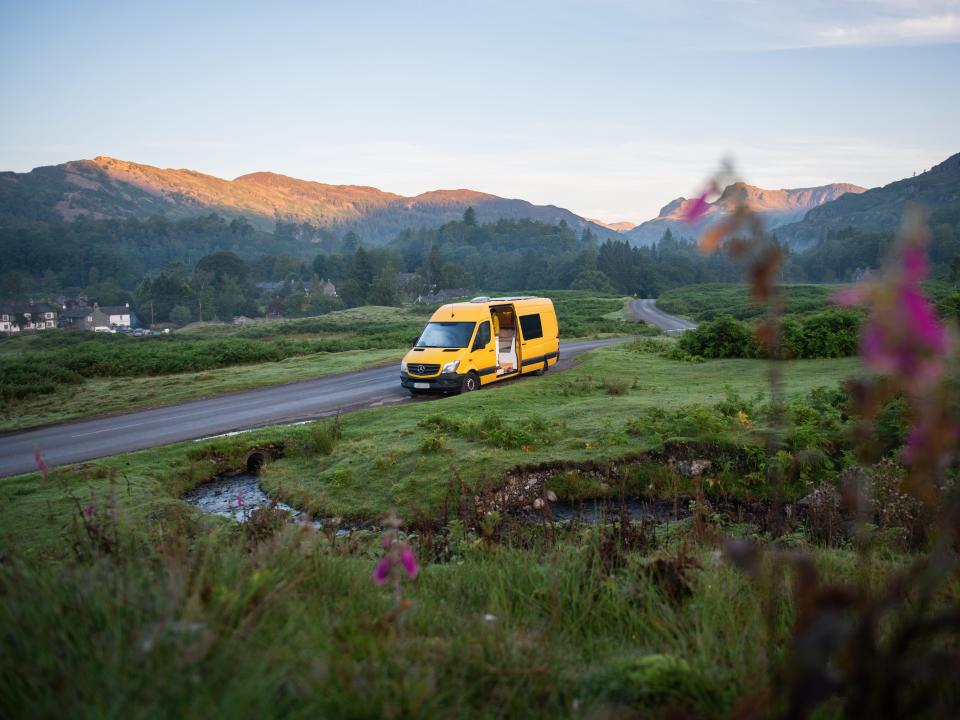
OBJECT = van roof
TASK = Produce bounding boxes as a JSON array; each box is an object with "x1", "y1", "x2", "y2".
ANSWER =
[
  {"x1": 430, "y1": 296, "x2": 551, "y2": 319},
  {"x1": 468, "y1": 296, "x2": 540, "y2": 303}
]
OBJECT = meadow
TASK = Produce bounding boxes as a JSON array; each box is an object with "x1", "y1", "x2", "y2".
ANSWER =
[
  {"x1": 2, "y1": 295, "x2": 955, "y2": 718},
  {"x1": 0, "y1": 293, "x2": 643, "y2": 432}
]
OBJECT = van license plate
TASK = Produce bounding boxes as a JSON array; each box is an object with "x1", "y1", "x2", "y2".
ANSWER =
[{"x1": 414, "y1": 382, "x2": 430, "y2": 389}]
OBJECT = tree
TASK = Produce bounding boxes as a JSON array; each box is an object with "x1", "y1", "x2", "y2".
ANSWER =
[
  {"x1": 170, "y1": 305, "x2": 192, "y2": 326},
  {"x1": 195, "y1": 251, "x2": 248, "y2": 284},
  {"x1": 368, "y1": 264, "x2": 400, "y2": 306},
  {"x1": 349, "y1": 247, "x2": 374, "y2": 300},
  {"x1": 570, "y1": 269, "x2": 615, "y2": 293},
  {"x1": 463, "y1": 206, "x2": 477, "y2": 226}
]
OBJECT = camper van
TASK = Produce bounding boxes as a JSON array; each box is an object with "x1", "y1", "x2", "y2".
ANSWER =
[{"x1": 401, "y1": 296, "x2": 559, "y2": 395}]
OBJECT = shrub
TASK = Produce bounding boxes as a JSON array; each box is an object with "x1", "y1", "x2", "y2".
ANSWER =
[
  {"x1": 676, "y1": 315, "x2": 758, "y2": 359},
  {"x1": 419, "y1": 431, "x2": 447, "y2": 454},
  {"x1": 294, "y1": 417, "x2": 342, "y2": 457},
  {"x1": 602, "y1": 377, "x2": 628, "y2": 395}
]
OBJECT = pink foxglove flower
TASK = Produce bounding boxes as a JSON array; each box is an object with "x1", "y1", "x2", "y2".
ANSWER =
[
  {"x1": 683, "y1": 192, "x2": 710, "y2": 223},
  {"x1": 84, "y1": 503, "x2": 95, "y2": 518},
  {"x1": 372, "y1": 557, "x2": 392, "y2": 585},
  {"x1": 400, "y1": 547, "x2": 419, "y2": 578},
  {"x1": 34, "y1": 449, "x2": 48, "y2": 479},
  {"x1": 836, "y1": 221, "x2": 949, "y2": 391}
]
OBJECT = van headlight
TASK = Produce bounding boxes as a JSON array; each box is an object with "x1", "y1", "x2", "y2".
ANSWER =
[
  {"x1": 400, "y1": 360, "x2": 407, "y2": 372},
  {"x1": 441, "y1": 360, "x2": 460, "y2": 374}
]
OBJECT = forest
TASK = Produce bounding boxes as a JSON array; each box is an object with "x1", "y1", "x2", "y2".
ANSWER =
[{"x1": 2, "y1": 204, "x2": 959, "y2": 325}]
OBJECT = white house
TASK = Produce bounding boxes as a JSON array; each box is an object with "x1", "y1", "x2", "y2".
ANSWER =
[
  {"x1": 0, "y1": 303, "x2": 59, "y2": 334},
  {"x1": 99, "y1": 303, "x2": 134, "y2": 328}
]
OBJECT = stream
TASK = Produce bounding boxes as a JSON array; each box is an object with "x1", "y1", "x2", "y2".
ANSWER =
[{"x1": 183, "y1": 473, "x2": 685, "y2": 531}]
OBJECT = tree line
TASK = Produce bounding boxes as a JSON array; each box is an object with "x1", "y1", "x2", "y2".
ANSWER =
[{"x1": 3, "y1": 204, "x2": 960, "y2": 325}]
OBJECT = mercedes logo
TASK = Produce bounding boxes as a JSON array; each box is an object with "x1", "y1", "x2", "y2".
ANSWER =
[{"x1": 416, "y1": 365, "x2": 425, "y2": 374}]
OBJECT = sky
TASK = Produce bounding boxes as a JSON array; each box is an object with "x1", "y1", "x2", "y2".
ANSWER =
[{"x1": 1, "y1": 0, "x2": 958, "y2": 222}]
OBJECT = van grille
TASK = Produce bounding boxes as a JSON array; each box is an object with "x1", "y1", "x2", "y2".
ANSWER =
[{"x1": 408, "y1": 363, "x2": 440, "y2": 376}]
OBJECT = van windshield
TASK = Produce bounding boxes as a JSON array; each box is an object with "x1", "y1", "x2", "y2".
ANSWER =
[{"x1": 415, "y1": 321, "x2": 476, "y2": 348}]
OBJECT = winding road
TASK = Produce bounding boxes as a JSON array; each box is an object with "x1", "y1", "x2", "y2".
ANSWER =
[
  {"x1": 628, "y1": 298, "x2": 697, "y2": 334},
  {"x1": 0, "y1": 337, "x2": 624, "y2": 477}
]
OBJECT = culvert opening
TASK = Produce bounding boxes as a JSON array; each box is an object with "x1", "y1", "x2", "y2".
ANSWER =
[{"x1": 245, "y1": 450, "x2": 266, "y2": 474}]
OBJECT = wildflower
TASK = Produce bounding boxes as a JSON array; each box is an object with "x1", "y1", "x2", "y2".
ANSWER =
[
  {"x1": 835, "y1": 214, "x2": 949, "y2": 391},
  {"x1": 34, "y1": 449, "x2": 48, "y2": 480},
  {"x1": 371, "y1": 510, "x2": 419, "y2": 591},
  {"x1": 372, "y1": 557, "x2": 392, "y2": 585},
  {"x1": 682, "y1": 182, "x2": 717, "y2": 223},
  {"x1": 400, "y1": 546, "x2": 419, "y2": 578},
  {"x1": 236, "y1": 494, "x2": 244, "y2": 507},
  {"x1": 83, "y1": 502, "x2": 95, "y2": 518},
  {"x1": 737, "y1": 410, "x2": 752, "y2": 427}
]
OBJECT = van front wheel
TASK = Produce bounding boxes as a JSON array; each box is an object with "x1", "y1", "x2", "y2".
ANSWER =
[{"x1": 460, "y1": 372, "x2": 479, "y2": 394}]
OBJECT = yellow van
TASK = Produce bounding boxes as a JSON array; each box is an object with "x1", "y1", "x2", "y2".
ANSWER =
[{"x1": 401, "y1": 296, "x2": 560, "y2": 395}]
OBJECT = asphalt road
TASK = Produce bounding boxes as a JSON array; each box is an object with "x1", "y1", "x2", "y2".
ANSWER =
[
  {"x1": 0, "y1": 337, "x2": 624, "y2": 477},
  {"x1": 628, "y1": 298, "x2": 698, "y2": 334}
]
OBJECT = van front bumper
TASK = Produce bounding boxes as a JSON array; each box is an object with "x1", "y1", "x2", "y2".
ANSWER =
[{"x1": 400, "y1": 372, "x2": 462, "y2": 392}]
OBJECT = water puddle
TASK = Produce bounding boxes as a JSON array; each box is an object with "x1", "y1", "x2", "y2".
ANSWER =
[{"x1": 182, "y1": 472, "x2": 345, "y2": 531}]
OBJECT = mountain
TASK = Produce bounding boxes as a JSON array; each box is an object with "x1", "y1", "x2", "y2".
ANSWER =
[
  {"x1": 587, "y1": 218, "x2": 636, "y2": 233},
  {"x1": 626, "y1": 182, "x2": 867, "y2": 246},
  {"x1": 775, "y1": 152, "x2": 960, "y2": 247},
  {"x1": 0, "y1": 156, "x2": 617, "y2": 243}
]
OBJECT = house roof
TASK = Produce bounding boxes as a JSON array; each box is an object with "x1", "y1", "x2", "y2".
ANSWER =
[
  {"x1": 61, "y1": 307, "x2": 94, "y2": 318},
  {"x1": 0, "y1": 302, "x2": 58, "y2": 314},
  {"x1": 99, "y1": 306, "x2": 131, "y2": 315}
]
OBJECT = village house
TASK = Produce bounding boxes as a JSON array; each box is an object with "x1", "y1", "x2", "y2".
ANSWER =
[
  {"x1": 58, "y1": 302, "x2": 135, "y2": 332},
  {"x1": 0, "y1": 302, "x2": 59, "y2": 334}
]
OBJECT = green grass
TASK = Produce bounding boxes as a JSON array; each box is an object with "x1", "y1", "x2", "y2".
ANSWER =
[
  {"x1": 657, "y1": 283, "x2": 842, "y2": 321},
  {"x1": 0, "y1": 348, "x2": 403, "y2": 432},
  {"x1": 5, "y1": 520, "x2": 898, "y2": 718},
  {"x1": 1, "y1": 295, "x2": 653, "y2": 432},
  {"x1": 4, "y1": 338, "x2": 952, "y2": 718},
  {"x1": 0, "y1": 343, "x2": 857, "y2": 550}
]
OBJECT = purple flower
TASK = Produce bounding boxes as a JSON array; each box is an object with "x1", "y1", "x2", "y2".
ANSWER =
[
  {"x1": 372, "y1": 557, "x2": 392, "y2": 585},
  {"x1": 84, "y1": 503, "x2": 95, "y2": 518},
  {"x1": 400, "y1": 546, "x2": 419, "y2": 579},
  {"x1": 683, "y1": 192, "x2": 710, "y2": 223},
  {"x1": 34, "y1": 449, "x2": 48, "y2": 479},
  {"x1": 236, "y1": 494, "x2": 244, "y2": 507},
  {"x1": 835, "y1": 234, "x2": 949, "y2": 391}
]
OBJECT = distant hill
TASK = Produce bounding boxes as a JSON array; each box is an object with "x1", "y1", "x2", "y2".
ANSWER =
[
  {"x1": 587, "y1": 218, "x2": 636, "y2": 233},
  {"x1": 627, "y1": 182, "x2": 866, "y2": 246},
  {"x1": 775, "y1": 152, "x2": 960, "y2": 247},
  {"x1": 0, "y1": 156, "x2": 617, "y2": 243}
]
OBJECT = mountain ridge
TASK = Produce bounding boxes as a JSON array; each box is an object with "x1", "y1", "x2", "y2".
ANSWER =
[
  {"x1": 0, "y1": 156, "x2": 617, "y2": 243},
  {"x1": 775, "y1": 152, "x2": 960, "y2": 246},
  {"x1": 626, "y1": 181, "x2": 867, "y2": 246}
]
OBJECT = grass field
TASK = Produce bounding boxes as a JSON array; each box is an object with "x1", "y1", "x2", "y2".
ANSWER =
[
  {"x1": 4, "y1": 337, "x2": 953, "y2": 718},
  {"x1": 656, "y1": 283, "x2": 841, "y2": 321},
  {"x1": 1, "y1": 342, "x2": 857, "y2": 548},
  {"x1": 0, "y1": 347, "x2": 403, "y2": 432},
  {"x1": 657, "y1": 280, "x2": 958, "y2": 323},
  {"x1": 1, "y1": 294, "x2": 650, "y2": 432}
]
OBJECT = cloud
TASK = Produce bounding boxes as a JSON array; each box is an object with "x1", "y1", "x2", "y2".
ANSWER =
[{"x1": 816, "y1": 12, "x2": 960, "y2": 46}]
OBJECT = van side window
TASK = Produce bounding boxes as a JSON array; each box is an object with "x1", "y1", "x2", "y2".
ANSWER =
[
  {"x1": 519, "y1": 314, "x2": 543, "y2": 340},
  {"x1": 474, "y1": 321, "x2": 491, "y2": 349}
]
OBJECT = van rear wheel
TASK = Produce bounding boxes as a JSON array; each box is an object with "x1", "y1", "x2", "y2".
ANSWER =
[{"x1": 460, "y1": 372, "x2": 479, "y2": 394}]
